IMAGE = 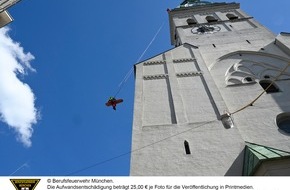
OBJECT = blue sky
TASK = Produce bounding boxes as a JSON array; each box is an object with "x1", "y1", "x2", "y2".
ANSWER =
[{"x1": 0, "y1": 0, "x2": 290, "y2": 176}]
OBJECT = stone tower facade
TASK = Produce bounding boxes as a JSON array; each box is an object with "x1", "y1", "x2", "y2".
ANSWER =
[
  {"x1": 130, "y1": 0, "x2": 290, "y2": 176},
  {"x1": 0, "y1": 0, "x2": 20, "y2": 28}
]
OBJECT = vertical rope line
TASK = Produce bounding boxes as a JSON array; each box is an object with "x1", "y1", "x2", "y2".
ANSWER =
[
  {"x1": 136, "y1": 22, "x2": 165, "y2": 64},
  {"x1": 113, "y1": 22, "x2": 165, "y2": 97}
]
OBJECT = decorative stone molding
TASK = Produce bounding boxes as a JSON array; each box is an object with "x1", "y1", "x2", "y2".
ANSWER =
[
  {"x1": 199, "y1": 12, "x2": 213, "y2": 16},
  {"x1": 225, "y1": 61, "x2": 290, "y2": 86},
  {"x1": 177, "y1": 14, "x2": 194, "y2": 19},
  {"x1": 173, "y1": 58, "x2": 195, "y2": 63},
  {"x1": 221, "y1": 9, "x2": 235, "y2": 13},
  {"x1": 143, "y1": 60, "x2": 166, "y2": 66},
  {"x1": 143, "y1": 74, "x2": 168, "y2": 80},
  {"x1": 176, "y1": 71, "x2": 203, "y2": 78}
]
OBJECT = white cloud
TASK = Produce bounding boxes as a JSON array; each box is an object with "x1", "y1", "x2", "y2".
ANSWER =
[{"x1": 0, "y1": 27, "x2": 38, "y2": 147}]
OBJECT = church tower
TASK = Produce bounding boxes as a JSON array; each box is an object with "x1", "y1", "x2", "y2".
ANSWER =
[
  {"x1": 130, "y1": 0, "x2": 290, "y2": 176},
  {"x1": 0, "y1": 0, "x2": 20, "y2": 28}
]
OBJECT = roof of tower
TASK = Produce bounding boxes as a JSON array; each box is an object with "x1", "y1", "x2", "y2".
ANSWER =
[
  {"x1": 178, "y1": 0, "x2": 212, "y2": 8},
  {"x1": 243, "y1": 142, "x2": 290, "y2": 176}
]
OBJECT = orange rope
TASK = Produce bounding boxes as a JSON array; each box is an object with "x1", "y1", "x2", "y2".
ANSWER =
[{"x1": 230, "y1": 63, "x2": 290, "y2": 115}]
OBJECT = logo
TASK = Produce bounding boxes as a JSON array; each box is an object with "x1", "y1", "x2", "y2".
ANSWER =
[{"x1": 10, "y1": 179, "x2": 40, "y2": 190}]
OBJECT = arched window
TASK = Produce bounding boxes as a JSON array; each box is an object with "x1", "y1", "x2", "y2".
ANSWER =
[
  {"x1": 206, "y1": 15, "x2": 218, "y2": 23},
  {"x1": 187, "y1": 18, "x2": 197, "y2": 26},
  {"x1": 184, "y1": 140, "x2": 191, "y2": 154},
  {"x1": 226, "y1": 13, "x2": 238, "y2": 20},
  {"x1": 276, "y1": 113, "x2": 290, "y2": 134},
  {"x1": 245, "y1": 77, "x2": 253, "y2": 82},
  {"x1": 259, "y1": 80, "x2": 280, "y2": 93}
]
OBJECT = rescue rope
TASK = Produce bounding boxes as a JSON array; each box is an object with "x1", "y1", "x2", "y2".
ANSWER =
[
  {"x1": 229, "y1": 62, "x2": 290, "y2": 115},
  {"x1": 113, "y1": 22, "x2": 165, "y2": 97},
  {"x1": 9, "y1": 162, "x2": 29, "y2": 176},
  {"x1": 66, "y1": 120, "x2": 216, "y2": 175}
]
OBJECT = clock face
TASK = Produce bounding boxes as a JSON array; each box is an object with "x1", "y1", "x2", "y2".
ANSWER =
[{"x1": 191, "y1": 25, "x2": 221, "y2": 34}]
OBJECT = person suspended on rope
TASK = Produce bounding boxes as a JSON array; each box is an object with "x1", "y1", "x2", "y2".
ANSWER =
[
  {"x1": 105, "y1": 97, "x2": 123, "y2": 110},
  {"x1": 105, "y1": 23, "x2": 162, "y2": 111}
]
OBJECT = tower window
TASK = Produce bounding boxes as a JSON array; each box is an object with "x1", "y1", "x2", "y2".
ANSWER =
[
  {"x1": 276, "y1": 112, "x2": 290, "y2": 134},
  {"x1": 259, "y1": 80, "x2": 280, "y2": 93},
  {"x1": 226, "y1": 13, "x2": 239, "y2": 20},
  {"x1": 206, "y1": 16, "x2": 218, "y2": 23},
  {"x1": 187, "y1": 18, "x2": 197, "y2": 26},
  {"x1": 184, "y1": 140, "x2": 191, "y2": 155},
  {"x1": 245, "y1": 77, "x2": 253, "y2": 82}
]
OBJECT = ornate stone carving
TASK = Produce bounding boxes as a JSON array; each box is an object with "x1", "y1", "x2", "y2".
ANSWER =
[
  {"x1": 176, "y1": 71, "x2": 203, "y2": 78},
  {"x1": 143, "y1": 74, "x2": 168, "y2": 80},
  {"x1": 143, "y1": 60, "x2": 166, "y2": 66},
  {"x1": 225, "y1": 60, "x2": 290, "y2": 86},
  {"x1": 173, "y1": 58, "x2": 195, "y2": 63}
]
